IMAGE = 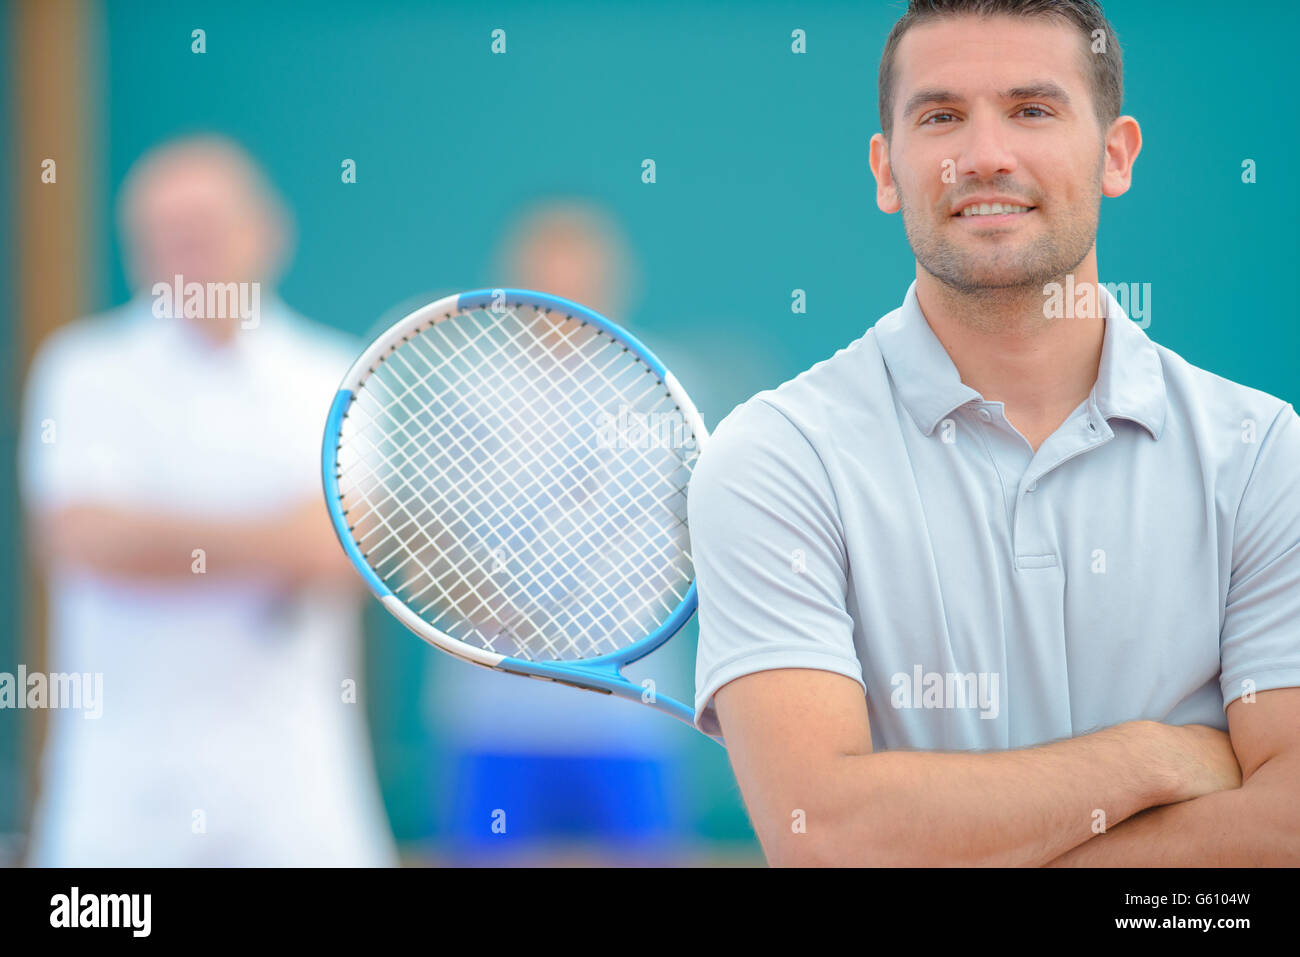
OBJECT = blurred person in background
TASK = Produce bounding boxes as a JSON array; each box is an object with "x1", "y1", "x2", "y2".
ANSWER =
[
  {"x1": 19, "y1": 135, "x2": 397, "y2": 866},
  {"x1": 427, "y1": 199, "x2": 689, "y2": 865}
]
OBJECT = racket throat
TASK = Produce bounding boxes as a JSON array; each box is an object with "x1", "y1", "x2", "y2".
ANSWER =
[
  {"x1": 501, "y1": 657, "x2": 625, "y2": 696},
  {"x1": 527, "y1": 673, "x2": 614, "y2": 696}
]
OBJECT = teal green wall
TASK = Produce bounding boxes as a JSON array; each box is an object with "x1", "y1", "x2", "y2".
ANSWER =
[{"x1": 4, "y1": 0, "x2": 1298, "y2": 848}]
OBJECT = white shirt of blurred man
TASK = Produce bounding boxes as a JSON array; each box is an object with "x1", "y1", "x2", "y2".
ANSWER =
[{"x1": 19, "y1": 137, "x2": 397, "y2": 866}]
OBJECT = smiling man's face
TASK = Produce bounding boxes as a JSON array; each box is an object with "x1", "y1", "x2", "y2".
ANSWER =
[{"x1": 875, "y1": 14, "x2": 1109, "y2": 294}]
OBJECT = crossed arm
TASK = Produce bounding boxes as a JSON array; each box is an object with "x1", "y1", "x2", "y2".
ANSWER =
[
  {"x1": 1044, "y1": 687, "x2": 1300, "y2": 866},
  {"x1": 715, "y1": 669, "x2": 1300, "y2": 867},
  {"x1": 31, "y1": 498, "x2": 357, "y2": 586}
]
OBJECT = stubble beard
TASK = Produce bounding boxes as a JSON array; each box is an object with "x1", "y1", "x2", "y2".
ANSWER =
[{"x1": 896, "y1": 158, "x2": 1104, "y2": 318}]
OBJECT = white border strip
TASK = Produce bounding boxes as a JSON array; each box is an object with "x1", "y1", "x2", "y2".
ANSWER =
[
  {"x1": 340, "y1": 292, "x2": 462, "y2": 393},
  {"x1": 381, "y1": 595, "x2": 506, "y2": 668}
]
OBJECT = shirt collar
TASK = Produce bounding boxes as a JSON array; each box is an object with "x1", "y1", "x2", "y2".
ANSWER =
[{"x1": 874, "y1": 279, "x2": 1166, "y2": 440}]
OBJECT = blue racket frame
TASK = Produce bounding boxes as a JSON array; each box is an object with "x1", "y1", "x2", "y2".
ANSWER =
[{"x1": 322, "y1": 288, "x2": 721, "y2": 746}]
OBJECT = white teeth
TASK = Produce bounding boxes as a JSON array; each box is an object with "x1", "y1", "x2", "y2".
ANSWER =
[{"x1": 960, "y1": 203, "x2": 1031, "y2": 216}]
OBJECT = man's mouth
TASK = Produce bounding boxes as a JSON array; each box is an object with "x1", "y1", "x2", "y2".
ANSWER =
[{"x1": 952, "y1": 202, "x2": 1036, "y2": 223}]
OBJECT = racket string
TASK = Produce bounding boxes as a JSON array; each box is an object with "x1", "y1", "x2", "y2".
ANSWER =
[
  {"x1": 414, "y1": 342, "x2": 693, "y2": 653},
  {"x1": 334, "y1": 303, "x2": 698, "y2": 661},
  {"x1": 356, "y1": 326, "x2": 691, "y2": 644},
  {"x1": 348, "y1": 340, "x2": 693, "y2": 658},
  {"x1": 343, "y1": 310, "x2": 638, "y2": 551}
]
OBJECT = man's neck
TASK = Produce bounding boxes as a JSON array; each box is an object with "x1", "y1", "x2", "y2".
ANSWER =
[{"x1": 914, "y1": 258, "x2": 1106, "y2": 451}]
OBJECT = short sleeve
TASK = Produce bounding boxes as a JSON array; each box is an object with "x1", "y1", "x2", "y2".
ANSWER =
[
  {"x1": 690, "y1": 398, "x2": 864, "y2": 737},
  {"x1": 1219, "y1": 402, "x2": 1300, "y2": 707}
]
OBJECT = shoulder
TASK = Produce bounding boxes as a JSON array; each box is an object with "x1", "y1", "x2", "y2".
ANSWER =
[
  {"x1": 693, "y1": 396, "x2": 813, "y2": 499},
  {"x1": 1155, "y1": 341, "x2": 1292, "y2": 436},
  {"x1": 25, "y1": 303, "x2": 148, "y2": 393},
  {"x1": 697, "y1": 327, "x2": 889, "y2": 480},
  {"x1": 755, "y1": 329, "x2": 888, "y2": 436},
  {"x1": 1153, "y1": 342, "x2": 1296, "y2": 486},
  {"x1": 1150, "y1": 341, "x2": 1298, "y2": 522},
  {"x1": 243, "y1": 307, "x2": 363, "y2": 428},
  {"x1": 258, "y1": 302, "x2": 363, "y2": 382},
  {"x1": 691, "y1": 332, "x2": 888, "y2": 526}
]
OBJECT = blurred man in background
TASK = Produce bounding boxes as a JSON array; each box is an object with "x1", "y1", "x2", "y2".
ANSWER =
[
  {"x1": 427, "y1": 199, "x2": 689, "y2": 865},
  {"x1": 19, "y1": 135, "x2": 397, "y2": 866}
]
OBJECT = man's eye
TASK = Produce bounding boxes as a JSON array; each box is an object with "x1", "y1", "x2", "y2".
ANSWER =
[
  {"x1": 1018, "y1": 103, "x2": 1052, "y2": 118},
  {"x1": 922, "y1": 112, "x2": 957, "y2": 125}
]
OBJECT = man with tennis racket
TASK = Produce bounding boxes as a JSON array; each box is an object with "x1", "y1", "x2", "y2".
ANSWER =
[{"x1": 689, "y1": 0, "x2": 1300, "y2": 865}]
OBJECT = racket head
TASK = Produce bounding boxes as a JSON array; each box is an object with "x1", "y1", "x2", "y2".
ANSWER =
[{"x1": 321, "y1": 288, "x2": 708, "y2": 675}]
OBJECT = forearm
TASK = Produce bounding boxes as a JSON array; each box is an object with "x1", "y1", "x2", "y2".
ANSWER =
[
  {"x1": 36, "y1": 502, "x2": 351, "y2": 584},
  {"x1": 1046, "y1": 749, "x2": 1300, "y2": 866},
  {"x1": 800, "y1": 721, "x2": 1179, "y2": 867}
]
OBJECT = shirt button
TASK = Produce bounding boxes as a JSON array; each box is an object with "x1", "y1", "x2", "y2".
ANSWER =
[
  {"x1": 1026, "y1": 481, "x2": 1038, "y2": 492},
  {"x1": 978, "y1": 409, "x2": 992, "y2": 421}
]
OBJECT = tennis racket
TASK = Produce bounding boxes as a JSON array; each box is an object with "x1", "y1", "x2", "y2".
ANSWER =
[{"x1": 321, "y1": 288, "x2": 721, "y2": 745}]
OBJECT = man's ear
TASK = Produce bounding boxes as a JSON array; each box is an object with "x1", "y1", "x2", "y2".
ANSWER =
[
  {"x1": 1101, "y1": 115, "x2": 1142, "y2": 199},
  {"x1": 870, "y1": 133, "x2": 902, "y2": 214}
]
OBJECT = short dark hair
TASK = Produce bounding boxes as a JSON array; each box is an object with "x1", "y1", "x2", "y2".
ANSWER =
[{"x1": 878, "y1": 0, "x2": 1123, "y2": 140}]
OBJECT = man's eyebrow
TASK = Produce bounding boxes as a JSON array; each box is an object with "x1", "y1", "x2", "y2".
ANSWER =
[
  {"x1": 901, "y1": 81, "x2": 1072, "y2": 120},
  {"x1": 901, "y1": 89, "x2": 960, "y2": 121},
  {"x1": 1000, "y1": 82, "x2": 1072, "y2": 107}
]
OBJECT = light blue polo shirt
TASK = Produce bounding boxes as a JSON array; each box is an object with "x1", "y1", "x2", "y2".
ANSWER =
[{"x1": 691, "y1": 280, "x2": 1300, "y2": 749}]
